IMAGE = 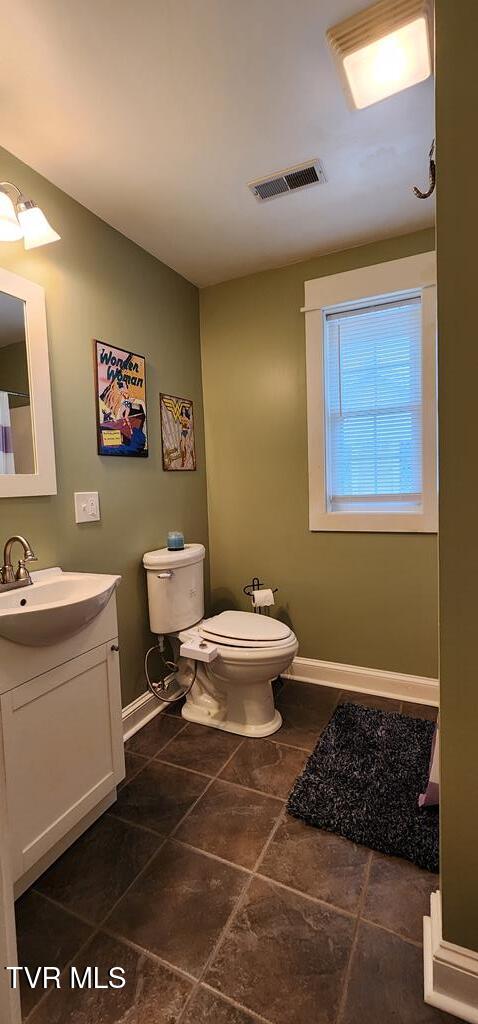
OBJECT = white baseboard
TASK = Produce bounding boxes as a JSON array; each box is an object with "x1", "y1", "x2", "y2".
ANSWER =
[
  {"x1": 424, "y1": 891, "x2": 478, "y2": 1023},
  {"x1": 282, "y1": 656, "x2": 439, "y2": 706},
  {"x1": 123, "y1": 657, "x2": 439, "y2": 738},
  {"x1": 122, "y1": 689, "x2": 166, "y2": 741}
]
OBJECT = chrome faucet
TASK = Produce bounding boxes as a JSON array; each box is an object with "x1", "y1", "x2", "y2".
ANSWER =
[{"x1": 1, "y1": 536, "x2": 37, "y2": 589}]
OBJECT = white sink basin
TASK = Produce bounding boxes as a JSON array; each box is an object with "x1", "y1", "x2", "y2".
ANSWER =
[{"x1": 0, "y1": 567, "x2": 120, "y2": 646}]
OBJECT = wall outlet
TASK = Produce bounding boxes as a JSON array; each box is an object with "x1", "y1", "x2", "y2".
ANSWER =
[{"x1": 74, "y1": 491, "x2": 100, "y2": 523}]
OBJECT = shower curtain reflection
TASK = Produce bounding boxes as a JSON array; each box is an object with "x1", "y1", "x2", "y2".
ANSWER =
[{"x1": 0, "y1": 391, "x2": 14, "y2": 474}]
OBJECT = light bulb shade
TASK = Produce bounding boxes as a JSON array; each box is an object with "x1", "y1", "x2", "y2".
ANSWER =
[
  {"x1": 0, "y1": 191, "x2": 23, "y2": 241},
  {"x1": 327, "y1": 0, "x2": 433, "y2": 110},
  {"x1": 343, "y1": 17, "x2": 431, "y2": 109},
  {"x1": 17, "y1": 203, "x2": 60, "y2": 249}
]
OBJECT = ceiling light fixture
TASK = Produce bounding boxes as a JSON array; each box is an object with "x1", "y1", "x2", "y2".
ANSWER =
[
  {"x1": 327, "y1": 0, "x2": 433, "y2": 110},
  {"x1": 0, "y1": 182, "x2": 60, "y2": 249}
]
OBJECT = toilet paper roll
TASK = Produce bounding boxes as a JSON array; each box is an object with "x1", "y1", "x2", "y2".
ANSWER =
[{"x1": 251, "y1": 588, "x2": 275, "y2": 608}]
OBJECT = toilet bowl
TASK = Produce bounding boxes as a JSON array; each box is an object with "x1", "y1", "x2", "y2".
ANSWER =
[
  {"x1": 179, "y1": 610, "x2": 298, "y2": 737},
  {"x1": 143, "y1": 543, "x2": 298, "y2": 738}
]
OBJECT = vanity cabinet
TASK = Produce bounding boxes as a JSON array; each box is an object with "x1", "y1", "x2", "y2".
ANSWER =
[{"x1": 0, "y1": 585, "x2": 125, "y2": 895}]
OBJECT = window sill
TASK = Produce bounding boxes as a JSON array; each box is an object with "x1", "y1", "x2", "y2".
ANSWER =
[{"x1": 309, "y1": 510, "x2": 438, "y2": 533}]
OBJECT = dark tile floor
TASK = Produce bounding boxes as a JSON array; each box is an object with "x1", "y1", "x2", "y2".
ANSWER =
[{"x1": 17, "y1": 681, "x2": 458, "y2": 1024}]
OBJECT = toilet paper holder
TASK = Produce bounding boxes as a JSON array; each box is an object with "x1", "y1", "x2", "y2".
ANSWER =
[{"x1": 243, "y1": 576, "x2": 278, "y2": 615}]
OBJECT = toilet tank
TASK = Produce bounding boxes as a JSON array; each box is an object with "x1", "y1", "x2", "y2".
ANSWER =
[{"x1": 143, "y1": 543, "x2": 205, "y2": 634}]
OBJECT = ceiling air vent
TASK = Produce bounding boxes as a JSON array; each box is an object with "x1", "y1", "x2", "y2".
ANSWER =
[{"x1": 249, "y1": 159, "x2": 326, "y2": 202}]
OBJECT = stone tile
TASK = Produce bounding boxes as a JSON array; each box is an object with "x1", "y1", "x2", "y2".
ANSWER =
[
  {"x1": 275, "y1": 683, "x2": 338, "y2": 750},
  {"x1": 220, "y1": 739, "x2": 307, "y2": 800},
  {"x1": 107, "y1": 840, "x2": 248, "y2": 977},
  {"x1": 341, "y1": 922, "x2": 459, "y2": 1023},
  {"x1": 279, "y1": 681, "x2": 338, "y2": 708},
  {"x1": 118, "y1": 750, "x2": 148, "y2": 789},
  {"x1": 401, "y1": 702, "x2": 439, "y2": 722},
  {"x1": 111, "y1": 760, "x2": 209, "y2": 834},
  {"x1": 28, "y1": 930, "x2": 192, "y2": 1024},
  {"x1": 274, "y1": 704, "x2": 330, "y2": 751},
  {"x1": 159, "y1": 723, "x2": 242, "y2": 776},
  {"x1": 181, "y1": 986, "x2": 260, "y2": 1023},
  {"x1": 35, "y1": 814, "x2": 160, "y2": 924},
  {"x1": 363, "y1": 853, "x2": 439, "y2": 943},
  {"x1": 16, "y1": 890, "x2": 92, "y2": 1019},
  {"x1": 176, "y1": 780, "x2": 282, "y2": 868},
  {"x1": 125, "y1": 713, "x2": 185, "y2": 757},
  {"x1": 260, "y1": 815, "x2": 370, "y2": 912},
  {"x1": 207, "y1": 876, "x2": 354, "y2": 1024},
  {"x1": 339, "y1": 690, "x2": 402, "y2": 713}
]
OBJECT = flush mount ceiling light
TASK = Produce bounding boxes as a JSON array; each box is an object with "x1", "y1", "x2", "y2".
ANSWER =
[
  {"x1": 327, "y1": 0, "x2": 433, "y2": 110},
  {"x1": 0, "y1": 182, "x2": 60, "y2": 249}
]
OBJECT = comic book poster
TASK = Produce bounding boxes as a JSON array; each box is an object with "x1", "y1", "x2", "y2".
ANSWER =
[
  {"x1": 160, "y1": 394, "x2": 196, "y2": 471},
  {"x1": 94, "y1": 340, "x2": 148, "y2": 457}
]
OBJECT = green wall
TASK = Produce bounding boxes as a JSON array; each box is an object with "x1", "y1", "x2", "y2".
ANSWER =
[
  {"x1": 0, "y1": 341, "x2": 30, "y2": 408},
  {"x1": 200, "y1": 229, "x2": 438, "y2": 678},
  {"x1": 0, "y1": 146, "x2": 208, "y2": 707},
  {"x1": 436, "y1": 0, "x2": 478, "y2": 951}
]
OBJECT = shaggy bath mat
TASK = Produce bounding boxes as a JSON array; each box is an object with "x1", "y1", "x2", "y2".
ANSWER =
[{"x1": 287, "y1": 702, "x2": 439, "y2": 872}]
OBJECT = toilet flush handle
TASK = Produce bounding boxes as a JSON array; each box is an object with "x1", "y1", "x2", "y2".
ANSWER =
[{"x1": 158, "y1": 570, "x2": 174, "y2": 579}]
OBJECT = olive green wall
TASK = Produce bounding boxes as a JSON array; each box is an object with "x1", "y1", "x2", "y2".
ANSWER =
[
  {"x1": 0, "y1": 146, "x2": 208, "y2": 707},
  {"x1": 0, "y1": 341, "x2": 29, "y2": 408},
  {"x1": 200, "y1": 229, "x2": 438, "y2": 677},
  {"x1": 436, "y1": 0, "x2": 478, "y2": 951}
]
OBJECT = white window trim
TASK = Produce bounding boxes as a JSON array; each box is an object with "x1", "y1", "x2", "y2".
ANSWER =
[{"x1": 303, "y1": 252, "x2": 437, "y2": 533}]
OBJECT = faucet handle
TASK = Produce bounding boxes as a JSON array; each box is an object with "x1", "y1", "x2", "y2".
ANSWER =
[{"x1": 15, "y1": 559, "x2": 33, "y2": 582}]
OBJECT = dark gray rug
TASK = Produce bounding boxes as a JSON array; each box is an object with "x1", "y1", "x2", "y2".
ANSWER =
[{"x1": 287, "y1": 702, "x2": 439, "y2": 872}]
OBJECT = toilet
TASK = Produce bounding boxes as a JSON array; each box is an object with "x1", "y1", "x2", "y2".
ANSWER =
[{"x1": 143, "y1": 542, "x2": 298, "y2": 737}]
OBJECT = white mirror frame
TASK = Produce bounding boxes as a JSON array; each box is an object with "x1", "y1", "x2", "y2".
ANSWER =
[{"x1": 0, "y1": 267, "x2": 56, "y2": 497}]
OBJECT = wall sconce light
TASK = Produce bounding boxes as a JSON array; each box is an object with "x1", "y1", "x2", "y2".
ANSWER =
[
  {"x1": 327, "y1": 0, "x2": 433, "y2": 110},
  {"x1": 0, "y1": 182, "x2": 60, "y2": 249}
]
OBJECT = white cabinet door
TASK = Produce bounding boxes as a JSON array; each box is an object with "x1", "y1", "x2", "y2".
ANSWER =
[{"x1": 1, "y1": 643, "x2": 124, "y2": 882}]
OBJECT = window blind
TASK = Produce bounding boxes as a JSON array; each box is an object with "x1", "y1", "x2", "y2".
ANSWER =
[{"x1": 324, "y1": 295, "x2": 422, "y2": 513}]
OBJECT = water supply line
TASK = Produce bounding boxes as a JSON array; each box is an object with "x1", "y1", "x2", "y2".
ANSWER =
[{"x1": 144, "y1": 634, "x2": 197, "y2": 703}]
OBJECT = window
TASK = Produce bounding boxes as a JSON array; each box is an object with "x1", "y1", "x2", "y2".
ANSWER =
[
  {"x1": 325, "y1": 295, "x2": 422, "y2": 513},
  {"x1": 304, "y1": 253, "x2": 437, "y2": 532}
]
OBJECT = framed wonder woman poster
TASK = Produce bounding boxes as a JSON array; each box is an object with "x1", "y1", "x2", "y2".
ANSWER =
[
  {"x1": 160, "y1": 393, "x2": 196, "y2": 471},
  {"x1": 94, "y1": 340, "x2": 148, "y2": 457}
]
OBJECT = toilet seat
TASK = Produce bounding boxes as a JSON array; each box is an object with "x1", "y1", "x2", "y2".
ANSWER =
[{"x1": 199, "y1": 610, "x2": 293, "y2": 650}]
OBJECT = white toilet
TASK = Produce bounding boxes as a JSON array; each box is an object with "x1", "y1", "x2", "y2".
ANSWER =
[{"x1": 143, "y1": 542, "x2": 298, "y2": 737}]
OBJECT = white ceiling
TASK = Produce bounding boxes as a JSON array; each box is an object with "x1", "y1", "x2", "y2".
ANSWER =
[{"x1": 0, "y1": 0, "x2": 435, "y2": 286}]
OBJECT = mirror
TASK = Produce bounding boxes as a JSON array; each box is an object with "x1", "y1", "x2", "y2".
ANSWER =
[
  {"x1": 0, "y1": 267, "x2": 56, "y2": 497},
  {"x1": 0, "y1": 292, "x2": 35, "y2": 475}
]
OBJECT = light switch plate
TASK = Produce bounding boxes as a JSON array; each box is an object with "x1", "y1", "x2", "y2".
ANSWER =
[{"x1": 74, "y1": 491, "x2": 100, "y2": 523}]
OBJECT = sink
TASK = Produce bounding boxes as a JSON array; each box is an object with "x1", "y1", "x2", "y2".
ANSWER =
[{"x1": 0, "y1": 567, "x2": 120, "y2": 646}]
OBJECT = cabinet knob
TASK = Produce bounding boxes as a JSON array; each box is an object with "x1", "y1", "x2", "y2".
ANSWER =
[{"x1": 111, "y1": 644, "x2": 119, "y2": 652}]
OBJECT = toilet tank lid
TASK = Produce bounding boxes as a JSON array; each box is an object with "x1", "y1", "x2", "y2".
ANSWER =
[{"x1": 143, "y1": 543, "x2": 205, "y2": 570}]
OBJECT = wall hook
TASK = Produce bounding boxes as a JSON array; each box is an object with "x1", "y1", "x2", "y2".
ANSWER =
[{"x1": 413, "y1": 139, "x2": 436, "y2": 200}]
